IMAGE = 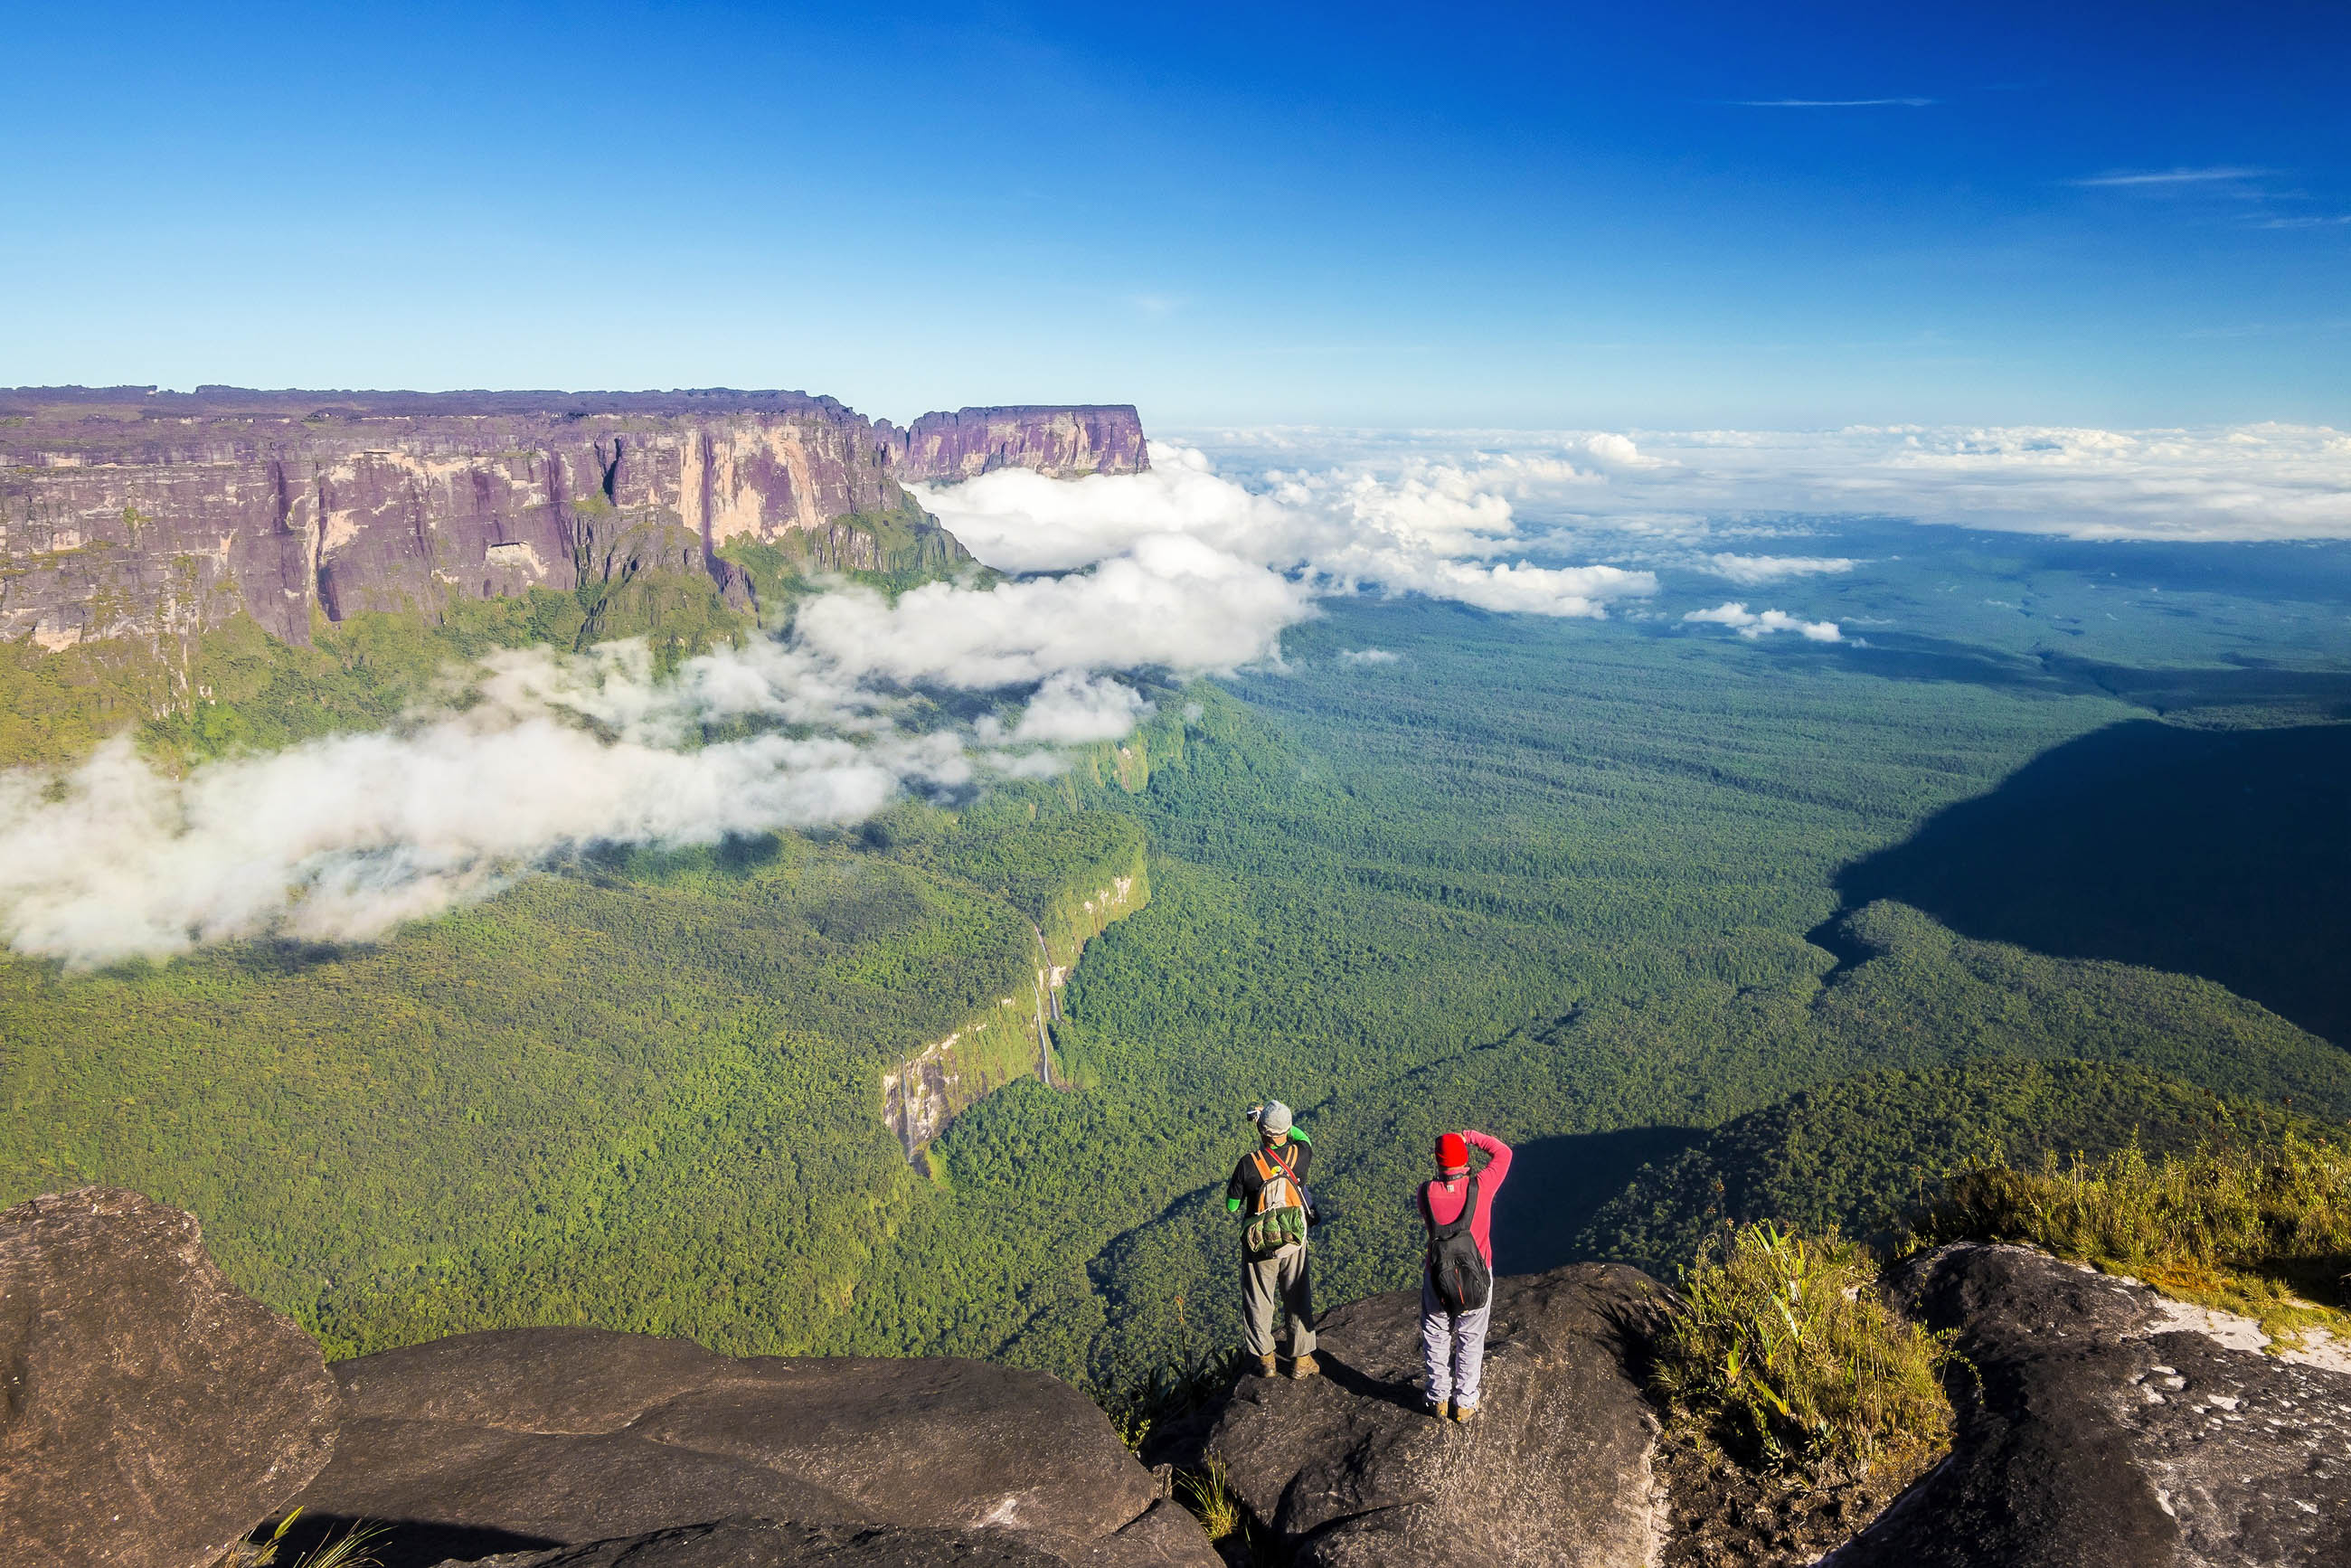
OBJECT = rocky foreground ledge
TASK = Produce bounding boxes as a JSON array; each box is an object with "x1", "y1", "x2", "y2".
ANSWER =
[{"x1": 5, "y1": 1188, "x2": 2347, "y2": 1567}]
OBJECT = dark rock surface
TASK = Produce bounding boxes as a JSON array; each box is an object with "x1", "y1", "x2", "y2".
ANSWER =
[
  {"x1": 0, "y1": 387, "x2": 1146, "y2": 647},
  {"x1": 1827, "y1": 1242, "x2": 2351, "y2": 1568},
  {"x1": 0, "y1": 1186, "x2": 341, "y2": 1568},
  {"x1": 290, "y1": 1327, "x2": 1215, "y2": 1568},
  {"x1": 448, "y1": 1516, "x2": 1065, "y2": 1567},
  {"x1": 1160, "y1": 1263, "x2": 1669, "y2": 1567},
  {"x1": 443, "y1": 1509, "x2": 1215, "y2": 1568}
]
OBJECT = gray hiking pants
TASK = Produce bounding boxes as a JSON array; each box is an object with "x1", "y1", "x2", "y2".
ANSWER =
[
  {"x1": 1242, "y1": 1242, "x2": 1316, "y2": 1358},
  {"x1": 1421, "y1": 1275, "x2": 1493, "y2": 1408}
]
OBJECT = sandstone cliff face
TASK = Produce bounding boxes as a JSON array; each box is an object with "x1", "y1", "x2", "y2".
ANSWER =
[
  {"x1": 0, "y1": 388, "x2": 1147, "y2": 647},
  {"x1": 882, "y1": 863, "x2": 1150, "y2": 1160},
  {"x1": 888, "y1": 406, "x2": 1149, "y2": 484}
]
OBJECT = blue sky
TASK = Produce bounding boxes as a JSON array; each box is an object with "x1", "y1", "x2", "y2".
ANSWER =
[{"x1": 4, "y1": 1, "x2": 2344, "y2": 427}]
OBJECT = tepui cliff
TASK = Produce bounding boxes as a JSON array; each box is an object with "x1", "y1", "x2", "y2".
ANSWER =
[{"x1": 0, "y1": 387, "x2": 1148, "y2": 648}]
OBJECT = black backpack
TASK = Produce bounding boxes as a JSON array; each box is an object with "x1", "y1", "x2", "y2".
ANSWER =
[{"x1": 1424, "y1": 1173, "x2": 1492, "y2": 1313}]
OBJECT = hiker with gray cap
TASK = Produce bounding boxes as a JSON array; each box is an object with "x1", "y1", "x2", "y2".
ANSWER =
[{"x1": 1225, "y1": 1100, "x2": 1319, "y2": 1378}]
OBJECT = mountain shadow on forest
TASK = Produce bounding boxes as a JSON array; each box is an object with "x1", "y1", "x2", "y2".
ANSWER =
[
  {"x1": 1489, "y1": 1125, "x2": 1704, "y2": 1274},
  {"x1": 1837, "y1": 718, "x2": 2351, "y2": 1048}
]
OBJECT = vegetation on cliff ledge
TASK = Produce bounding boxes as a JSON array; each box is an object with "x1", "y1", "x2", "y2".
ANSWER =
[
  {"x1": 1909, "y1": 1133, "x2": 2351, "y2": 1342},
  {"x1": 1653, "y1": 1222, "x2": 1955, "y2": 1480}
]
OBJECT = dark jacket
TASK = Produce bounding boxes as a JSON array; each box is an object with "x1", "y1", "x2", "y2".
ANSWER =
[{"x1": 1225, "y1": 1129, "x2": 1313, "y2": 1213}]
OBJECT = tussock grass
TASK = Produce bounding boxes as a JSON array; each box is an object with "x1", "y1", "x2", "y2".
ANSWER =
[
  {"x1": 1090, "y1": 1354, "x2": 1284, "y2": 1562},
  {"x1": 1908, "y1": 1132, "x2": 2351, "y2": 1343},
  {"x1": 1651, "y1": 1222, "x2": 1956, "y2": 1480},
  {"x1": 1176, "y1": 1459, "x2": 1247, "y2": 1540},
  {"x1": 1174, "y1": 1459, "x2": 1285, "y2": 1565},
  {"x1": 1091, "y1": 1346, "x2": 1240, "y2": 1454},
  {"x1": 216, "y1": 1509, "x2": 385, "y2": 1568}
]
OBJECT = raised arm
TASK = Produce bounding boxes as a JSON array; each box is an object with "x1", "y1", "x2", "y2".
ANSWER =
[{"x1": 1464, "y1": 1129, "x2": 1512, "y2": 1189}]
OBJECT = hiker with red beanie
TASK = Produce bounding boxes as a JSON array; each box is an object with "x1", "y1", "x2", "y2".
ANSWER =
[{"x1": 1419, "y1": 1128, "x2": 1512, "y2": 1422}]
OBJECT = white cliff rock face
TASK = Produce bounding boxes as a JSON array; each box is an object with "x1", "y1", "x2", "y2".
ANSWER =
[
  {"x1": 1078, "y1": 875, "x2": 1137, "y2": 924},
  {"x1": 883, "y1": 1026, "x2": 990, "y2": 1154}
]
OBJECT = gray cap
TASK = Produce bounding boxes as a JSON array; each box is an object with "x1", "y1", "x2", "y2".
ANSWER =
[{"x1": 1254, "y1": 1100, "x2": 1293, "y2": 1137}]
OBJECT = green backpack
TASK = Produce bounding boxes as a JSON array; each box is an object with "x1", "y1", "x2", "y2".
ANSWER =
[{"x1": 1243, "y1": 1146, "x2": 1310, "y2": 1257}]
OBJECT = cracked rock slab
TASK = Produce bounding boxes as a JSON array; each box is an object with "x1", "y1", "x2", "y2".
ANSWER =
[
  {"x1": 438, "y1": 1516, "x2": 1069, "y2": 1567},
  {"x1": 292, "y1": 1327, "x2": 1216, "y2": 1568},
  {"x1": 1827, "y1": 1243, "x2": 2351, "y2": 1568}
]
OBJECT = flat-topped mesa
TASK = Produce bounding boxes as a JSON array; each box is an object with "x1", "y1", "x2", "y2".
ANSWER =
[
  {"x1": 886, "y1": 404, "x2": 1150, "y2": 483},
  {"x1": 0, "y1": 387, "x2": 1149, "y2": 647}
]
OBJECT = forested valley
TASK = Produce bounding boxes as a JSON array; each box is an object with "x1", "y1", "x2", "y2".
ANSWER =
[{"x1": 4, "y1": 532, "x2": 2348, "y2": 1393}]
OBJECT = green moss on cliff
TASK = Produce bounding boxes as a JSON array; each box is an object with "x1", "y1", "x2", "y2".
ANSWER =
[
  {"x1": 0, "y1": 631, "x2": 179, "y2": 766},
  {"x1": 0, "y1": 558, "x2": 751, "y2": 770},
  {"x1": 719, "y1": 496, "x2": 984, "y2": 626}
]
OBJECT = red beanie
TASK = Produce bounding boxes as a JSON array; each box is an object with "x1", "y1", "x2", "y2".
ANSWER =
[{"x1": 1436, "y1": 1133, "x2": 1469, "y2": 1173}]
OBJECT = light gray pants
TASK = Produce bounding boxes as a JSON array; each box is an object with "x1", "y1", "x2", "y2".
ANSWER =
[
  {"x1": 1421, "y1": 1275, "x2": 1493, "y2": 1408},
  {"x1": 1242, "y1": 1242, "x2": 1316, "y2": 1357}
]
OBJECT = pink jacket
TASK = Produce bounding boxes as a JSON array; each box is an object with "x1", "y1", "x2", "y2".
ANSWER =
[{"x1": 1420, "y1": 1129, "x2": 1512, "y2": 1268}]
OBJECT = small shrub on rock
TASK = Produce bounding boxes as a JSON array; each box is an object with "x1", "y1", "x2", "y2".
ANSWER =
[
  {"x1": 1090, "y1": 1346, "x2": 1241, "y2": 1454},
  {"x1": 1651, "y1": 1222, "x2": 1956, "y2": 1480}
]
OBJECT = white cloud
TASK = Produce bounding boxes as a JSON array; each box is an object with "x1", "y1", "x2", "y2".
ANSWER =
[
  {"x1": 914, "y1": 440, "x2": 1658, "y2": 621},
  {"x1": 0, "y1": 532, "x2": 1320, "y2": 966},
  {"x1": 1336, "y1": 647, "x2": 1399, "y2": 665},
  {"x1": 0, "y1": 699, "x2": 965, "y2": 968},
  {"x1": 1683, "y1": 602, "x2": 1844, "y2": 642},
  {"x1": 1578, "y1": 433, "x2": 1665, "y2": 471},
  {"x1": 1006, "y1": 674, "x2": 1155, "y2": 744},
  {"x1": 796, "y1": 534, "x2": 1314, "y2": 687},
  {"x1": 2071, "y1": 167, "x2": 2267, "y2": 187},
  {"x1": 1176, "y1": 422, "x2": 2351, "y2": 543},
  {"x1": 1735, "y1": 97, "x2": 1936, "y2": 109},
  {"x1": 1411, "y1": 558, "x2": 1654, "y2": 617},
  {"x1": 1704, "y1": 553, "x2": 1859, "y2": 585}
]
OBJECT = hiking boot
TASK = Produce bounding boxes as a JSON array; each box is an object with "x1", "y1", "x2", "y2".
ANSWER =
[
  {"x1": 1450, "y1": 1402, "x2": 1478, "y2": 1423},
  {"x1": 1255, "y1": 1354, "x2": 1279, "y2": 1378},
  {"x1": 1288, "y1": 1353, "x2": 1320, "y2": 1380},
  {"x1": 1424, "y1": 1396, "x2": 1449, "y2": 1420}
]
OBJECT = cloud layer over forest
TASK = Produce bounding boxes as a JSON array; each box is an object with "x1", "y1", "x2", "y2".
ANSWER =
[
  {"x1": 0, "y1": 441, "x2": 1653, "y2": 964},
  {"x1": 911, "y1": 441, "x2": 1657, "y2": 619},
  {"x1": 1185, "y1": 422, "x2": 2351, "y2": 544},
  {"x1": 8, "y1": 418, "x2": 2342, "y2": 965}
]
